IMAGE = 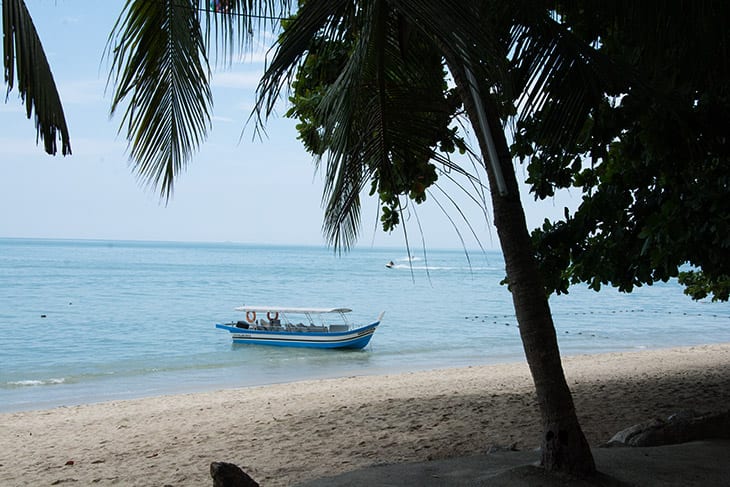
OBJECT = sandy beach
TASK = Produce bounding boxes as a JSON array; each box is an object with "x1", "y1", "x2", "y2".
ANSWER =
[{"x1": 1, "y1": 343, "x2": 729, "y2": 486}]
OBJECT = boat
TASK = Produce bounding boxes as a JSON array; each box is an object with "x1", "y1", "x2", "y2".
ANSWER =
[{"x1": 215, "y1": 306, "x2": 383, "y2": 349}]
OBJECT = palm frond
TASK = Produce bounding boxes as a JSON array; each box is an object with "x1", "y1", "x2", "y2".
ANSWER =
[
  {"x1": 196, "y1": 0, "x2": 294, "y2": 65},
  {"x1": 320, "y1": 152, "x2": 365, "y2": 251},
  {"x1": 394, "y1": 0, "x2": 618, "y2": 157},
  {"x1": 251, "y1": 0, "x2": 365, "y2": 248},
  {"x1": 106, "y1": 0, "x2": 212, "y2": 201},
  {"x1": 505, "y1": 2, "x2": 623, "y2": 149},
  {"x1": 254, "y1": 0, "x2": 369, "y2": 248},
  {"x1": 314, "y1": 2, "x2": 475, "y2": 249},
  {"x1": 254, "y1": 0, "x2": 353, "y2": 123},
  {"x1": 268, "y1": 1, "x2": 484, "y2": 249},
  {"x1": 428, "y1": 188, "x2": 483, "y2": 261},
  {"x1": 315, "y1": 21, "x2": 373, "y2": 250},
  {"x1": 393, "y1": 0, "x2": 507, "y2": 83},
  {"x1": 2, "y1": 0, "x2": 71, "y2": 155}
]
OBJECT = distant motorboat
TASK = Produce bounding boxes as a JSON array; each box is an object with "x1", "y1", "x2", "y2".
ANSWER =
[
  {"x1": 386, "y1": 261, "x2": 394, "y2": 268},
  {"x1": 215, "y1": 306, "x2": 383, "y2": 349}
]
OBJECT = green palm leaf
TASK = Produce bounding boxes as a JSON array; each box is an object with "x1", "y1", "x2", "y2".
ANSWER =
[
  {"x1": 106, "y1": 0, "x2": 213, "y2": 200},
  {"x1": 2, "y1": 0, "x2": 71, "y2": 155}
]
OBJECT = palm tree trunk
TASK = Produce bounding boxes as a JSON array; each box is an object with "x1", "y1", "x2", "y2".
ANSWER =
[{"x1": 450, "y1": 63, "x2": 596, "y2": 476}]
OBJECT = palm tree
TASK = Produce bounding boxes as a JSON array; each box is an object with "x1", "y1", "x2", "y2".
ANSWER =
[{"x1": 253, "y1": 1, "x2": 603, "y2": 474}]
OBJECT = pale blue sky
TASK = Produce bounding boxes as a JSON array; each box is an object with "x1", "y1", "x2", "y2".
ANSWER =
[{"x1": 1, "y1": 0, "x2": 576, "y2": 250}]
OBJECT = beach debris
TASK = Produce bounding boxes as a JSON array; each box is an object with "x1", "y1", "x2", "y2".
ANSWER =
[
  {"x1": 64, "y1": 460, "x2": 74, "y2": 466},
  {"x1": 51, "y1": 479, "x2": 78, "y2": 485},
  {"x1": 604, "y1": 409, "x2": 730, "y2": 447},
  {"x1": 210, "y1": 462, "x2": 259, "y2": 487}
]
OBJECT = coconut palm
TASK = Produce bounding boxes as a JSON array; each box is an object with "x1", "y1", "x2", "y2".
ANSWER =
[{"x1": 253, "y1": 1, "x2": 606, "y2": 474}]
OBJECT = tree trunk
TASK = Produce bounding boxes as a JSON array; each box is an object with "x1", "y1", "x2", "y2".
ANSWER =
[{"x1": 451, "y1": 64, "x2": 596, "y2": 476}]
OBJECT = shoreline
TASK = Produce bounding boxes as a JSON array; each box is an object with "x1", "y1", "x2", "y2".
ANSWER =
[
  {"x1": 0, "y1": 351, "x2": 532, "y2": 415},
  {"x1": 1, "y1": 343, "x2": 729, "y2": 486}
]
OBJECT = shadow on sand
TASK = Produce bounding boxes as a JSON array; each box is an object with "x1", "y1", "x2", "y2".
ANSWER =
[{"x1": 297, "y1": 440, "x2": 730, "y2": 486}]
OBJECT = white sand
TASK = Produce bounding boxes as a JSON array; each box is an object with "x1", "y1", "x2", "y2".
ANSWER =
[{"x1": 1, "y1": 343, "x2": 728, "y2": 486}]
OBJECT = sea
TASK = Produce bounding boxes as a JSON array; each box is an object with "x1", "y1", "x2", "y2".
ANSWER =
[{"x1": 2, "y1": 237, "x2": 729, "y2": 413}]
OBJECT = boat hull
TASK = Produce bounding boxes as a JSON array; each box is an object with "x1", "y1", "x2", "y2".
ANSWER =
[{"x1": 215, "y1": 322, "x2": 379, "y2": 349}]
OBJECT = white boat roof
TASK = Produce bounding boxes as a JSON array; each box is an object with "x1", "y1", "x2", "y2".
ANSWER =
[{"x1": 234, "y1": 306, "x2": 353, "y2": 314}]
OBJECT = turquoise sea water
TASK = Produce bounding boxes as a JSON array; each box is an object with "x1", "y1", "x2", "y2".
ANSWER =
[{"x1": 1, "y1": 238, "x2": 729, "y2": 412}]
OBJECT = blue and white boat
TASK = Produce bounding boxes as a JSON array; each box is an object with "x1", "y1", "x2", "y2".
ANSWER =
[{"x1": 215, "y1": 306, "x2": 383, "y2": 349}]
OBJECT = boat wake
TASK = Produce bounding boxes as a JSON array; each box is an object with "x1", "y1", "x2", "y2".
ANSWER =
[{"x1": 386, "y1": 264, "x2": 500, "y2": 271}]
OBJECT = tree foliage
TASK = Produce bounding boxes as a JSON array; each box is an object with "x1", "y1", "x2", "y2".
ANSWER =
[
  {"x1": 282, "y1": 4, "x2": 466, "y2": 244},
  {"x1": 512, "y1": 1, "x2": 730, "y2": 301},
  {"x1": 274, "y1": 1, "x2": 613, "y2": 250}
]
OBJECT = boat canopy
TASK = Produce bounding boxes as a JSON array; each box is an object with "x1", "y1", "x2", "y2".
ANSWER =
[{"x1": 234, "y1": 306, "x2": 353, "y2": 314}]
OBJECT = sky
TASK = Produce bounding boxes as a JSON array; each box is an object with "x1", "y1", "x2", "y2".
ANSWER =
[{"x1": 1, "y1": 0, "x2": 578, "y2": 250}]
